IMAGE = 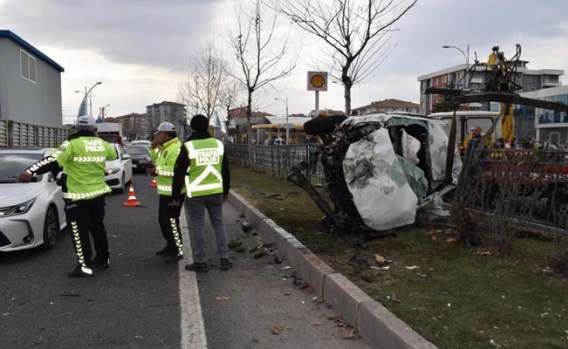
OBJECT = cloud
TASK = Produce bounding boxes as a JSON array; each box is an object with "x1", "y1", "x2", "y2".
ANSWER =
[{"x1": 1, "y1": 0, "x2": 567, "y2": 119}]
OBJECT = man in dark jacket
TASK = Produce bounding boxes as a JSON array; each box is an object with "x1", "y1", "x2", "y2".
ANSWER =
[{"x1": 171, "y1": 115, "x2": 231, "y2": 273}]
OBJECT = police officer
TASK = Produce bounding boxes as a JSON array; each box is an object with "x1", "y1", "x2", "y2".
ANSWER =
[
  {"x1": 148, "y1": 122, "x2": 185, "y2": 263},
  {"x1": 17, "y1": 115, "x2": 117, "y2": 278},
  {"x1": 171, "y1": 114, "x2": 231, "y2": 273}
]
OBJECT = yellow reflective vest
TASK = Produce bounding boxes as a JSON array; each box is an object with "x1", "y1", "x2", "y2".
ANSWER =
[
  {"x1": 154, "y1": 137, "x2": 185, "y2": 196},
  {"x1": 184, "y1": 138, "x2": 224, "y2": 198},
  {"x1": 50, "y1": 136, "x2": 116, "y2": 201}
]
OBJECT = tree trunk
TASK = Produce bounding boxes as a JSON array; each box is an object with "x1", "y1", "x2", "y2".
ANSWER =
[
  {"x1": 247, "y1": 92, "x2": 254, "y2": 169},
  {"x1": 344, "y1": 82, "x2": 352, "y2": 116}
]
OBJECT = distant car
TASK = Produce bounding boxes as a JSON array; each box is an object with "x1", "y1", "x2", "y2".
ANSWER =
[
  {"x1": 0, "y1": 148, "x2": 67, "y2": 252},
  {"x1": 105, "y1": 143, "x2": 133, "y2": 193},
  {"x1": 124, "y1": 144, "x2": 152, "y2": 174},
  {"x1": 130, "y1": 140, "x2": 152, "y2": 147}
]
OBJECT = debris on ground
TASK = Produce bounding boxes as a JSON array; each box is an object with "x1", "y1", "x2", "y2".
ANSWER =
[
  {"x1": 240, "y1": 219, "x2": 252, "y2": 232},
  {"x1": 228, "y1": 240, "x2": 243, "y2": 249},
  {"x1": 214, "y1": 296, "x2": 231, "y2": 302}
]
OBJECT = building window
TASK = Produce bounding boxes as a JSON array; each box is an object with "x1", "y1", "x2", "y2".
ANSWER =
[
  {"x1": 20, "y1": 50, "x2": 37, "y2": 83},
  {"x1": 549, "y1": 132, "x2": 559, "y2": 144}
]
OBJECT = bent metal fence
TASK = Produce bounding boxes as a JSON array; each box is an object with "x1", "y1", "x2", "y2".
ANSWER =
[
  {"x1": 452, "y1": 146, "x2": 568, "y2": 257},
  {"x1": 229, "y1": 143, "x2": 568, "y2": 232},
  {"x1": 226, "y1": 143, "x2": 323, "y2": 181}
]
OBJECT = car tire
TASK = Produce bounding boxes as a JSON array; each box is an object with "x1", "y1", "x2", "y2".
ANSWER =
[
  {"x1": 40, "y1": 205, "x2": 59, "y2": 251},
  {"x1": 117, "y1": 174, "x2": 127, "y2": 193}
]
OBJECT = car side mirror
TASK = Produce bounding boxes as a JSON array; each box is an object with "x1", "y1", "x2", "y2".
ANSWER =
[{"x1": 122, "y1": 154, "x2": 131, "y2": 160}]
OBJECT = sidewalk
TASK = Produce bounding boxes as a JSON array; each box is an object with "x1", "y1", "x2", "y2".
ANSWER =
[
  {"x1": 178, "y1": 192, "x2": 371, "y2": 349},
  {"x1": 225, "y1": 191, "x2": 438, "y2": 349}
]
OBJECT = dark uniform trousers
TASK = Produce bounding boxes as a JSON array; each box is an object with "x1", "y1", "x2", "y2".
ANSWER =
[
  {"x1": 158, "y1": 194, "x2": 185, "y2": 256},
  {"x1": 65, "y1": 195, "x2": 109, "y2": 268}
]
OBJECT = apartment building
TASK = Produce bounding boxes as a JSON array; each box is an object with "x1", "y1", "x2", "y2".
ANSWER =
[
  {"x1": 520, "y1": 85, "x2": 568, "y2": 144},
  {"x1": 418, "y1": 61, "x2": 563, "y2": 115},
  {"x1": 352, "y1": 99, "x2": 420, "y2": 115},
  {"x1": 111, "y1": 101, "x2": 187, "y2": 141}
]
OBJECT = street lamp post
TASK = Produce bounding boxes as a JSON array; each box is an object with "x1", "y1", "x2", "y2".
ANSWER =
[
  {"x1": 75, "y1": 81, "x2": 102, "y2": 116},
  {"x1": 101, "y1": 104, "x2": 110, "y2": 122},
  {"x1": 274, "y1": 97, "x2": 289, "y2": 145},
  {"x1": 443, "y1": 44, "x2": 470, "y2": 89}
]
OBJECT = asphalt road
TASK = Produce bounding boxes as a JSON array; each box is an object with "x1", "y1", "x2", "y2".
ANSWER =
[{"x1": 0, "y1": 173, "x2": 370, "y2": 349}]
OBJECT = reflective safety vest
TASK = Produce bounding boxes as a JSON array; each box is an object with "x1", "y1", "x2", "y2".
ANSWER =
[
  {"x1": 154, "y1": 137, "x2": 185, "y2": 196},
  {"x1": 51, "y1": 136, "x2": 117, "y2": 201},
  {"x1": 184, "y1": 138, "x2": 224, "y2": 198}
]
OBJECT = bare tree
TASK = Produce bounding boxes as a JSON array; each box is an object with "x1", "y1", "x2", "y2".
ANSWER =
[
  {"x1": 218, "y1": 78, "x2": 243, "y2": 140},
  {"x1": 179, "y1": 41, "x2": 225, "y2": 122},
  {"x1": 226, "y1": 0, "x2": 296, "y2": 164},
  {"x1": 277, "y1": 0, "x2": 417, "y2": 115}
]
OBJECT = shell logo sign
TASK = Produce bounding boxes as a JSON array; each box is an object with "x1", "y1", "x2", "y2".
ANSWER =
[{"x1": 307, "y1": 71, "x2": 328, "y2": 91}]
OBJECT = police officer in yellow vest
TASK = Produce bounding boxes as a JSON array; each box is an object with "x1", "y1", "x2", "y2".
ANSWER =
[
  {"x1": 171, "y1": 114, "x2": 231, "y2": 273},
  {"x1": 148, "y1": 122, "x2": 185, "y2": 263},
  {"x1": 17, "y1": 115, "x2": 117, "y2": 277}
]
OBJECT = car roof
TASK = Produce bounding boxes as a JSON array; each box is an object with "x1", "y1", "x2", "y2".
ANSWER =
[{"x1": 0, "y1": 147, "x2": 54, "y2": 155}]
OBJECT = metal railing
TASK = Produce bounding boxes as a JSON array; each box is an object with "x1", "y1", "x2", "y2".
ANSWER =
[{"x1": 226, "y1": 143, "x2": 323, "y2": 181}]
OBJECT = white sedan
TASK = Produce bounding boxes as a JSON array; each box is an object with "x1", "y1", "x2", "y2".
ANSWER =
[
  {"x1": 0, "y1": 148, "x2": 67, "y2": 252},
  {"x1": 105, "y1": 143, "x2": 133, "y2": 193}
]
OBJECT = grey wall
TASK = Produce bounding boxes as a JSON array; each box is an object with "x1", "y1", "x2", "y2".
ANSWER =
[{"x1": 0, "y1": 38, "x2": 63, "y2": 128}]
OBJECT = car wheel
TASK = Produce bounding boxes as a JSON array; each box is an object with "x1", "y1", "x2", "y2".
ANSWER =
[
  {"x1": 117, "y1": 174, "x2": 127, "y2": 193},
  {"x1": 40, "y1": 205, "x2": 59, "y2": 251}
]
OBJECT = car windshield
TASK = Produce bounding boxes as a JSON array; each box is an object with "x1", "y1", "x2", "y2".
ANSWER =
[
  {"x1": 124, "y1": 146, "x2": 150, "y2": 155},
  {"x1": 0, "y1": 153, "x2": 43, "y2": 183}
]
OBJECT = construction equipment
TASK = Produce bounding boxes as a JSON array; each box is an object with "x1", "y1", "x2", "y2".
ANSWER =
[{"x1": 425, "y1": 44, "x2": 568, "y2": 184}]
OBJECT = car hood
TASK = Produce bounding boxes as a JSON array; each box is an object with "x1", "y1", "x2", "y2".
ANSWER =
[
  {"x1": 106, "y1": 159, "x2": 122, "y2": 169},
  {"x1": 0, "y1": 183, "x2": 41, "y2": 206},
  {"x1": 129, "y1": 154, "x2": 149, "y2": 160}
]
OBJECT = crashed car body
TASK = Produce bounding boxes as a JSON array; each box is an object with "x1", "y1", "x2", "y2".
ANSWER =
[{"x1": 300, "y1": 112, "x2": 462, "y2": 232}]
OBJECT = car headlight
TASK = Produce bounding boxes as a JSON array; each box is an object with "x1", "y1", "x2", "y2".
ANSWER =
[
  {"x1": 0, "y1": 198, "x2": 36, "y2": 218},
  {"x1": 105, "y1": 167, "x2": 121, "y2": 175}
]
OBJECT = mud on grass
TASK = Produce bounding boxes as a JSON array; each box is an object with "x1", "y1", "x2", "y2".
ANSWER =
[{"x1": 231, "y1": 165, "x2": 568, "y2": 349}]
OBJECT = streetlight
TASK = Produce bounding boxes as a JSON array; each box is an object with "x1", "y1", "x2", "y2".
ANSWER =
[
  {"x1": 443, "y1": 44, "x2": 470, "y2": 89},
  {"x1": 75, "y1": 81, "x2": 102, "y2": 116},
  {"x1": 274, "y1": 97, "x2": 289, "y2": 145},
  {"x1": 101, "y1": 104, "x2": 110, "y2": 122}
]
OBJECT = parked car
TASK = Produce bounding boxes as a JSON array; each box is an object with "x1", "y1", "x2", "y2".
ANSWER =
[
  {"x1": 0, "y1": 148, "x2": 67, "y2": 252},
  {"x1": 105, "y1": 143, "x2": 133, "y2": 193},
  {"x1": 124, "y1": 144, "x2": 152, "y2": 174}
]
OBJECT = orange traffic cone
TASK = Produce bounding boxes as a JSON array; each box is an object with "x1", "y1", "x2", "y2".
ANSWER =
[
  {"x1": 123, "y1": 184, "x2": 142, "y2": 207},
  {"x1": 149, "y1": 178, "x2": 157, "y2": 187}
]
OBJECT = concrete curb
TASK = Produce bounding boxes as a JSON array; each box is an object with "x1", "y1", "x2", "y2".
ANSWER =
[{"x1": 228, "y1": 190, "x2": 438, "y2": 349}]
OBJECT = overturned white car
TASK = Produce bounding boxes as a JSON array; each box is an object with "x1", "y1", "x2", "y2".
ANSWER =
[{"x1": 289, "y1": 112, "x2": 461, "y2": 234}]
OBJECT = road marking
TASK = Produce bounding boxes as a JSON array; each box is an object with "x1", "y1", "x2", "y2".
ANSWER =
[{"x1": 179, "y1": 210, "x2": 208, "y2": 349}]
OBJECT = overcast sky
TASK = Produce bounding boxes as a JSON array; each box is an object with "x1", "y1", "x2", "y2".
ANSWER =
[{"x1": 1, "y1": 0, "x2": 567, "y2": 124}]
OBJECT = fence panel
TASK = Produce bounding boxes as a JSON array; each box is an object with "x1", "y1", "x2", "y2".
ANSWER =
[
  {"x1": 11, "y1": 122, "x2": 37, "y2": 147},
  {"x1": 0, "y1": 120, "x2": 8, "y2": 147},
  {"x1": 0, "y1": 121, "x2": 71, "y2": 148},
  {"x1": 226, "y1": 143, "x2": 322, "y2": 181}
]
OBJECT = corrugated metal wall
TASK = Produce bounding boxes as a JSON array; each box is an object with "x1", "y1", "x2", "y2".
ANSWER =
[{"x1": 0, "y1": 120, "x2": 71, "y2": 148}]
